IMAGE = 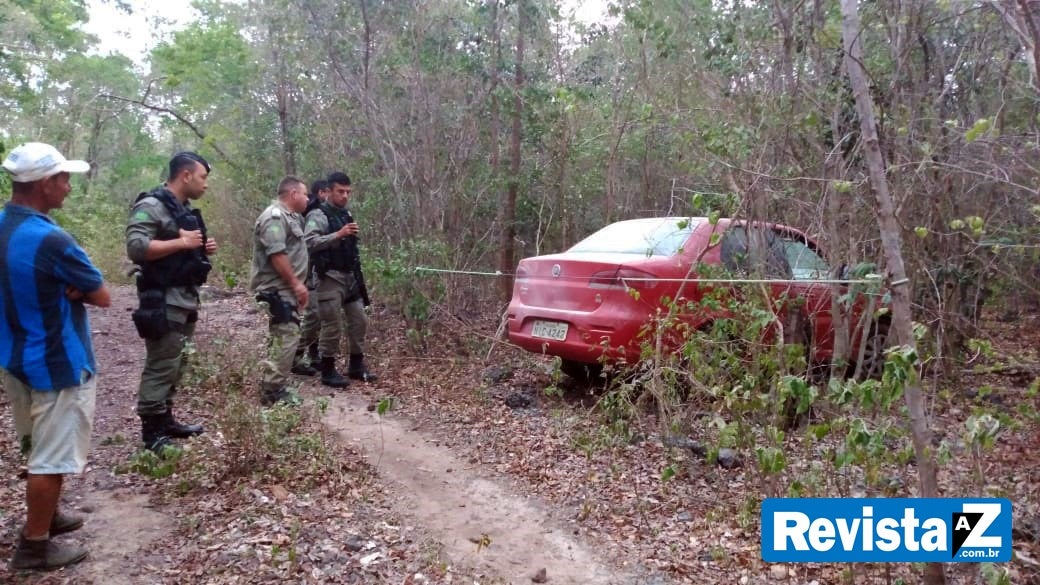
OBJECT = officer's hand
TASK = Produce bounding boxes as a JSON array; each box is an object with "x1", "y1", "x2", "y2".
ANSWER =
[
  {"x1": 293, "y1": 282, "x2": 309, "y2": 308},
  {"x1": 337, "y1": 222, "x2": 359, "y2": 238},
  {"x1": 205, "y1": 237, "x2": 218, "y2": 254},
  {"x1": 65, "y1": 286, "x2": 84, "y2": 301},
  {"x1": 179, "y1": 228, "x2": 204, "y2": 250}
]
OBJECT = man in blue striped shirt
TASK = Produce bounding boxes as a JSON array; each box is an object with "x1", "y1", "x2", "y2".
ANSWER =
[{"x1": 1, "y1": 142, "x2": 111, "y2": 571}]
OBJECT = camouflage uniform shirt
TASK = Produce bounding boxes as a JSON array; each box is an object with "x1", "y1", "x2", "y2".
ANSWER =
[
  {"x1": 303, "y1": 206, "x2": 354, "y2": 288},
  {"x1": 126, "y1": 188, "x2": 201, "y2": 311},
  {"x1": 249, "y1": 199, "x2": 308, "y2": 304}
]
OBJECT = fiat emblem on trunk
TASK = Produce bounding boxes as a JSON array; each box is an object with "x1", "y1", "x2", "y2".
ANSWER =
[{"x1": 551, "y1": 264, "x2": 561, "y2": 278}]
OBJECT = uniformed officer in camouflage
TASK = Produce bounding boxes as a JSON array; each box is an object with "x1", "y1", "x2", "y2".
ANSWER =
[
  {"x1": 250, "y1": 176, "x2": 311, "y2": 406},
  {"x1": 291, "y1": 179, "x2": 331, "y2": 377},
  {"x1": 126, "y1": 152, "x2": 217, "y2": 451},
  {"x1": 305, "y1": 171, "x2": 378, "y2": 387}
]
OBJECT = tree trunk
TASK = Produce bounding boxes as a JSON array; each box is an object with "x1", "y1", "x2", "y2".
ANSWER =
[
  {"x1": 605, "y1": 88, "x2": 628, "y2": 224},
  {"x1": 548, "y1": 22, "x2": 570, "y2": 252},
  {"x1": 271, "y1": 42, "x2": 296, "y2": 176},
  {"x1": 275, "y1": 80, "x2": 296, "y2": 175},
  {"x1": 483, "y1": 0, "x2": 502, "y2": 241},
  {"x1": 86, "y1": 113, "x2": 103, "y2": 185},
  {"x1": 488, "y1": 0, "x2": 502, "y2": 174},
  {"x1": 824, "y1": 154, "x2": 852, "y2": 380},
  {"x1": 497, "y1": 0, "x2": 525, "y2": 303},
  {"x1": 839, "y1": 1, "x2": 945, "y2": 582},
  {"x1": 359, "y1": 0, "x2": 371, "y2": 96}
]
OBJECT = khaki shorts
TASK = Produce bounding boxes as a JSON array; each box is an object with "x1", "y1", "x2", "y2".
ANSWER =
[{"x1": 2, "y1": 369, "x2": 96, "y2": 475}]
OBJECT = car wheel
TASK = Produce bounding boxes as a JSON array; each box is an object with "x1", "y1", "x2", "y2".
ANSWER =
[
  {"x1": 560, "y1": 360, "x2": 604, "y2": 383},
  {"x1": 852, "y1": 320, "x2": 890, "y2": 381}
]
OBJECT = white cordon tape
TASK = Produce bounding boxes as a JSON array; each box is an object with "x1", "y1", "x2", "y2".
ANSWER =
[
  {"x1": 414, "y1": 266, "x2": 882, "y2": 286},
  {"x1": 619, "y1": 277, "x2": 881, "y2": 285},
  {"x1": 413, "y1": 267, "x2": 505, "y2": 276}
]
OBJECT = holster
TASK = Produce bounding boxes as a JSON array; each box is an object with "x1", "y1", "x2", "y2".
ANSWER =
[
  {"x1": 256, "y1": 289, "x2": 298, "y2": 325},
  {"x1": 132, "y1": 289, "x2": 169, "y2": 339},
  {"x1": 342, "y1": 272, "x2": 361, "y2": 304}
]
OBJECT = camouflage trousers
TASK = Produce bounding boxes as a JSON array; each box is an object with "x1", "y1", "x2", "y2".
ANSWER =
[
  {"x1": 260, "y1": 319, "x2": 301, "y2": 392},
  {"x1": 136, "y1": 305, "x2": 197, "y2": 416},
  {"x1": 315, "y1": 277, "x2": 368, "y2": 358}
]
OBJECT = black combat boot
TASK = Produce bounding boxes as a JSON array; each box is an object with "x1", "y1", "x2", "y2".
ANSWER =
[
  {"x1": 347, "y1": 353, "x2": 379, "y2": 382},
  {"x1": 319, "y1": 356, "x2": 349, "y2": 388},
  {"x1": 11, "y1": 534, "x2": 88, "y2": 571},
  {"x1": 291, "y1": 347, "x2": 318, "y2": 376},
  {"x1": 260, "y1": 385, "x2": 291, "y2": 406},
  {"x1": 164, "y1": 400, "x2": 204, "y2": 438},
  {"x1": 139, "y1": 414, "x2": 172, "y2": 453}
]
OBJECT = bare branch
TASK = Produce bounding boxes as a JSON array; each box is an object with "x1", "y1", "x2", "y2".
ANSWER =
[{"x1": 97, "y1": 91, "x2": 237, "y2": 168}]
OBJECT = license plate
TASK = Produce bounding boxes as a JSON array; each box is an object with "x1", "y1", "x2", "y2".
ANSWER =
[{"x1": 531, "y1": 320, "x2": 568, "y2": 341}]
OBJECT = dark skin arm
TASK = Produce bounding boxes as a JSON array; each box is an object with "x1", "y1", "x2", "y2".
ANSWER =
[{"x1": 65, "y1": 284, "x2": 112, "y2": 307}]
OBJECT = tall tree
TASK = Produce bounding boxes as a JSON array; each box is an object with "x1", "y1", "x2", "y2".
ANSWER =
[
  {"x1": 840, "y1": 1, "x2": 944, "y2": 582},
  {"x1": 497, "y1": 0, "x2": 527, "y2": 303}
]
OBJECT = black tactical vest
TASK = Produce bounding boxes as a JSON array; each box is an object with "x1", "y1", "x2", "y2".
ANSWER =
[
  {"x1": 312, "y1": 202, "x2": 359, "y2": 275},
  {"x1": 135, "y1": 187, "x2": 212, "y2": 291}
]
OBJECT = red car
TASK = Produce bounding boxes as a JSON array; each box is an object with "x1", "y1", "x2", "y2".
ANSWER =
[{"x1": 506, "y1": 217, "x2": 888, "y2": 380}]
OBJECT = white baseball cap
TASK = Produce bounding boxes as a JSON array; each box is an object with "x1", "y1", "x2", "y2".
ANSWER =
[{"x1": 2, "y1": 142, "x2": 90, "y2": 183}]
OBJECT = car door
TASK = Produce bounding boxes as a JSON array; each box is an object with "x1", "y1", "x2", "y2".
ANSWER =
[
  {"x1": 778, "y1": 235, "x2": 835, "y2": 363},
  {"x1": 713, "y1": 224, "x2": 797, "y2": 344}
]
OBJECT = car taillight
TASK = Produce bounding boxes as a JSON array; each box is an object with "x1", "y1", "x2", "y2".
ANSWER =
[
  {"x1": 589, "y1": 268, "x2": 658, "y2": 290},
  {"x1": 513, "y1": 265, "x2": 529, "y2": 292}
]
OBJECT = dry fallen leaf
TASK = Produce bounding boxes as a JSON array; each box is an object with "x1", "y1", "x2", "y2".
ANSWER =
[{"x1": 270, "y1": 484, "x2": 290, "y2": 501}]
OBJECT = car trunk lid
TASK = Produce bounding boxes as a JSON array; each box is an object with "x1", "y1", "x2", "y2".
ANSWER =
[{"x1": 514, "y1": 253, "x2": 667, "y2": 312}]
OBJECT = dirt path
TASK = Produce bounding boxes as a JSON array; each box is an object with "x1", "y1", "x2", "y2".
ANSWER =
[
  {"x1": 322, "y1": 394, "x2": 629, "y2": 585},
  {"x1": 4, "y1": 285, "x2": 637, "y2": 584},
  {"x1": 66, "y1": 288, "x2": 175, "y2": 585},
  {"x1": 73, "y1": 491, "x2": 168, "y2": 585}
]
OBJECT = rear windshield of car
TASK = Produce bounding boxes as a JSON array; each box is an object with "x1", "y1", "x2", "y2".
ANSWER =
[{"x1": 568, "y1": 218, "x2": 701, "y2": 257}]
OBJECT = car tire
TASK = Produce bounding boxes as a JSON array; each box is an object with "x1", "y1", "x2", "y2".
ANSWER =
[
  {"x1": 851, "y1": 320, "x2": 890, "y2": 381},
  {"x1": 560, "y1": 360, "x2": 603, "y2": 383}
]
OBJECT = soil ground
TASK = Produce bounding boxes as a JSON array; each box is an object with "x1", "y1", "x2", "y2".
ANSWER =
[
  {"x1": 0, "y1": 284, "x2": 1037, "y2": 584},
  {"x1": 324, "y1": 393, "x2": 622, "y2": 584},
  {"x1": 0, "y1": 286, "x2": 642, "y2": 585}
]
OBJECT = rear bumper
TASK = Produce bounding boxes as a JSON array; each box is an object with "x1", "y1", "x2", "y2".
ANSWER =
[{"x1": 505, "y1": 302, "x2": 645, "y2": 365}]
